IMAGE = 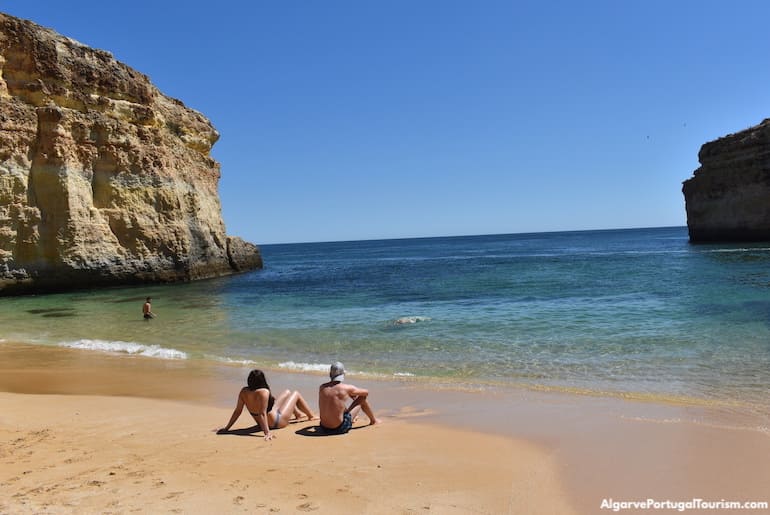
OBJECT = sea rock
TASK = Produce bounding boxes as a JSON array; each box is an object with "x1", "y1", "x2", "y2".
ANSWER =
[
  {"x1": 682, "y1": 119, "x2": 770, "y2": 242},
  {"x1": 0, "y1": 13, "x2": 261, "y2": 294}
]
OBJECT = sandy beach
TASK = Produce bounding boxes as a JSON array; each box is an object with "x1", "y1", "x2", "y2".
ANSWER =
[{"x1": 1, "y1": 342, "x2": 769, "y2": 514}]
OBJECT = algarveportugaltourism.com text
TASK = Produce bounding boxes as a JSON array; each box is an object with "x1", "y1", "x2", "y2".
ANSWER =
[{"x1": 600, "y1": 498, "x2": 769, "y2": 512}]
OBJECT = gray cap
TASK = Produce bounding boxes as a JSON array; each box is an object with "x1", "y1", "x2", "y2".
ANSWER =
[{"x1": 330, "y1": 361, "x2": 345, "y2": 382}]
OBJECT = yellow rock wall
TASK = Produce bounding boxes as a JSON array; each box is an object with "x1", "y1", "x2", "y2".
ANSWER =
[{"x1": 0, "y1": 13, "x2": 261, "y2": 293}]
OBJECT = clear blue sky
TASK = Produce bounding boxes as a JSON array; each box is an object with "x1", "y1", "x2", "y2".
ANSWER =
[{"x1": 4, "y1": 1, "x2": 770, "y2": 244}]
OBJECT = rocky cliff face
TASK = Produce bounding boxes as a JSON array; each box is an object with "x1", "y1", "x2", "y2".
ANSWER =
[
  {"x1": 682, "y1": 119, "x2": 770, "y2": 242},
  {"x1": 0, "y1": 13, "x2": 261, "y2": 294}
]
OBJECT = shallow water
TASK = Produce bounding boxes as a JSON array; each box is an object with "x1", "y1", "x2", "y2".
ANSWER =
[{"x1": 2, "y1": 226, "x2": 769, "y2": 418}]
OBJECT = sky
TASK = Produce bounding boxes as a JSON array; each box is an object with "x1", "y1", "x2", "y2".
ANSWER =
[{"x1": 3, "y1": 1, "x2": 770, "y2": 244}]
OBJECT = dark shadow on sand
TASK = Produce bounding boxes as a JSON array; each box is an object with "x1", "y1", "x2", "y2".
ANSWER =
[
  {"x1": 216, "y1": 425, "x2": 262, "y2": 437},
  {"x1": 217, "y1": 419, "x2": 320, "y2": 438},
  {"x1": 295, "y1": 425, "x2": 364, "y2": 437}
]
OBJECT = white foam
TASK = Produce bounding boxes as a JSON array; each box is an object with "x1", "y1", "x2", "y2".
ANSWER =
[
  {"x1": 59, "y1": 339, "x2": 187, "y2": 360},
  {"x1": 393, "y1": 316, "x2": 431, "y2": 325},
  {"x1": 278, "y1": 361, "x2": 330, "y2": 372},
  {"x1": 210, "y1": 356, "x2": 258, "y2": 366},
  {"x1": 278, "y1": 361, "x2": 416, "y2": 379},
  {"x1": 706, "y1": 247, "x2": 770, "y2": 253}
]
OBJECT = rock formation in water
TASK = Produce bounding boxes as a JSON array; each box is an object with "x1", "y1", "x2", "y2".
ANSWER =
[
  {"x1": 0, "y1": 13, "x2": 261, "y2": 294},
  {"x1": 682, "y1": 118, "x2": 770, "y2": 242}
]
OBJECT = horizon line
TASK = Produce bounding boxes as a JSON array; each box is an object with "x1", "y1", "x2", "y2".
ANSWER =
[{"x1": 257, "y1": 225, "x2": 688, "y2": 246}]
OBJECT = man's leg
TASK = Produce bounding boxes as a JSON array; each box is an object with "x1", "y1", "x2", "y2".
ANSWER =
[{"x1": 358, "y1": 398, "x2": 379, "y2": 425}]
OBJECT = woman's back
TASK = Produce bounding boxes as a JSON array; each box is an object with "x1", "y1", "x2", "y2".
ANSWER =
[{"x1": 241, "y1": 387, "x2": 274, "y2": 414}]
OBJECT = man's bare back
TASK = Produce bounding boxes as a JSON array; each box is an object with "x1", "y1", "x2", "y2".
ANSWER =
[{"x1": 318, "y1": 362, "x2": 379, "y2": 433}]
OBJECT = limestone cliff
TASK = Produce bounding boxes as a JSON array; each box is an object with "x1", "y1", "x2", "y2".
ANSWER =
[
  {"x1": 0, "y1": 13, "x2": 261, "y2": 294},
  {"x1": 682, "y1": 118, "x2": 770, "y2": 242}
]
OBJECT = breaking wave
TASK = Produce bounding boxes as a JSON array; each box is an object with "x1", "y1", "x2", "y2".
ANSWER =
[
  {"x1": 278, "y1": 361, "x2": 330, "y2": 373},
  {"x1": 278, "y1": 361, "x2": 416, "y2": 378},
  {"x1": 59, "y1": 339, "x2": 188, "y2": 360},
  {"x1": 209, "y1": 356, "x2": 258, "y2": 366},
  {"x1": 392, "y1": 316, "x2": 431, "y2": 325}
]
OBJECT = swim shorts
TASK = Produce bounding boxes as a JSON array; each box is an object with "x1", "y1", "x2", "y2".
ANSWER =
[{"x1": 321, "y1": 411, "x2": 353, "y2": 434}]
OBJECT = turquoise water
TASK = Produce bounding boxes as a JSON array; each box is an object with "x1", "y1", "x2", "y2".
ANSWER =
[{"x1": 2, "y1": 226, "x2": 770, "y2": 415}]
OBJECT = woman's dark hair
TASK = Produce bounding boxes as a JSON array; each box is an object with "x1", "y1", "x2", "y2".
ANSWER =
[{"x1": 247, "y1": 369, "x2": 269, "y2": 391}]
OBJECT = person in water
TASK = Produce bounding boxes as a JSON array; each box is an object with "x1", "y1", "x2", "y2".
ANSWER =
[
  {"x1": 217, "y1": 369, "x2": 316, "y2": 440},
  {"x1": 318, "y1": 362, "x2": 379, "y2": 434},
  {"x1": 142, "y1": 297, "x2": 155, "y2": 319}
]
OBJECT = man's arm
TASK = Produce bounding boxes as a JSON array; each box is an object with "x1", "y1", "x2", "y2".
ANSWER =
[{"x1": 344, "y1": 385, "x2": 368, "y2": 412}]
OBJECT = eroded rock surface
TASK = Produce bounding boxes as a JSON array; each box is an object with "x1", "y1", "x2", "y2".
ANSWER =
[
  {"x1": 0, "y1": 13, "x2": 261, "y2": 293},
  {"x1": 683, "y1": 119, "x2": 770, "y2": 242}
]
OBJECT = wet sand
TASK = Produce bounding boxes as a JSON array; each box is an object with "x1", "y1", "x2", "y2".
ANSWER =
[{"x1": 1, "y1": 342, "x2": 769, "y2": 514}]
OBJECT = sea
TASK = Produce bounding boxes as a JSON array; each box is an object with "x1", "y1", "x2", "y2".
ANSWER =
[{"x1": 2, "y1": 226, "x2": 769, "y2": 422}]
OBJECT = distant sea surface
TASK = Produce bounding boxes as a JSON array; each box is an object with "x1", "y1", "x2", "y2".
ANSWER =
[{"x1": 2, "y1": 227, "x2": 769, "y2": 421}]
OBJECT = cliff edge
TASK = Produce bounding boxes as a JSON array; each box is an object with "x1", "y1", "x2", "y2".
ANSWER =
[
  {"x1": 0, "y1": 13, "x2": 261, "y2": 294},
  {"x1": 682, "y1": 118, "x2": 770, "y2": 242}
]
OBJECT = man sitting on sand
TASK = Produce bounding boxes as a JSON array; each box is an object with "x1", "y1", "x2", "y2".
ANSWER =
[{"x1": 319, "y1": 362, "x2": 379, "y2": 434}]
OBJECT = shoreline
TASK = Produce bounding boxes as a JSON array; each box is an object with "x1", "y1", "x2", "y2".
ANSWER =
[
  {"x1": 2, "y1": 339, "x2": 768, "y2": 436},
  {"x1": 0, "y1": 342, "x2": 577, "y2": 514},
  {"x1": 2, "y1": 342, "x2": 769, "y2": 513}
]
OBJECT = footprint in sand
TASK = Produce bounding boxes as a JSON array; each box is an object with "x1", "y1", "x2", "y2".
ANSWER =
[
  {"x1": 296, "y1": 501, "x2": 320, "y2": 511},
  {"x1": 233, "y1": 495, "x2": 245, "y2": 505}
]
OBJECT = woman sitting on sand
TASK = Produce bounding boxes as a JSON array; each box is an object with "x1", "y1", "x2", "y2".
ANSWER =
[{"x1": 217, "y1": 369, "x2": 316, "y2": 441}]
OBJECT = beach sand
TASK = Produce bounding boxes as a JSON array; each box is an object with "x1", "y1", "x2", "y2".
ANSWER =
[{"x1": 1, "y1": 342, "x2": 769, "y2": 514}]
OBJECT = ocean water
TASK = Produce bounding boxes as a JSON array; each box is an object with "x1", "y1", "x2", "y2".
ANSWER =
[{"x1": 2, "y1": 226, "x2": 770, "y2": 417}]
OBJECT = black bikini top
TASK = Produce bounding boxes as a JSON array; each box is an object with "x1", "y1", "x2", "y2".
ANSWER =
[{"x1": 249, "y1": 390, "x2": 274, "y2": 417}]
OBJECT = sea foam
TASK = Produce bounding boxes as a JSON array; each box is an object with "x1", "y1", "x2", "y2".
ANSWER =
[
  {"x1": 278, "y1": 361, "x2": 416, "y2": 378},
  {"x1": 209, "y1": 356, "x2": 258, "y2": 366},
  {"x1": 59, "y1": 339, "x2": 188, "y2": 360},
  {"x1": 392, "y1": 316, "x2": 431, "y2": 325},
  {"x1": 278, "y1": 361, "x2": 330, "y2": 373}
]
